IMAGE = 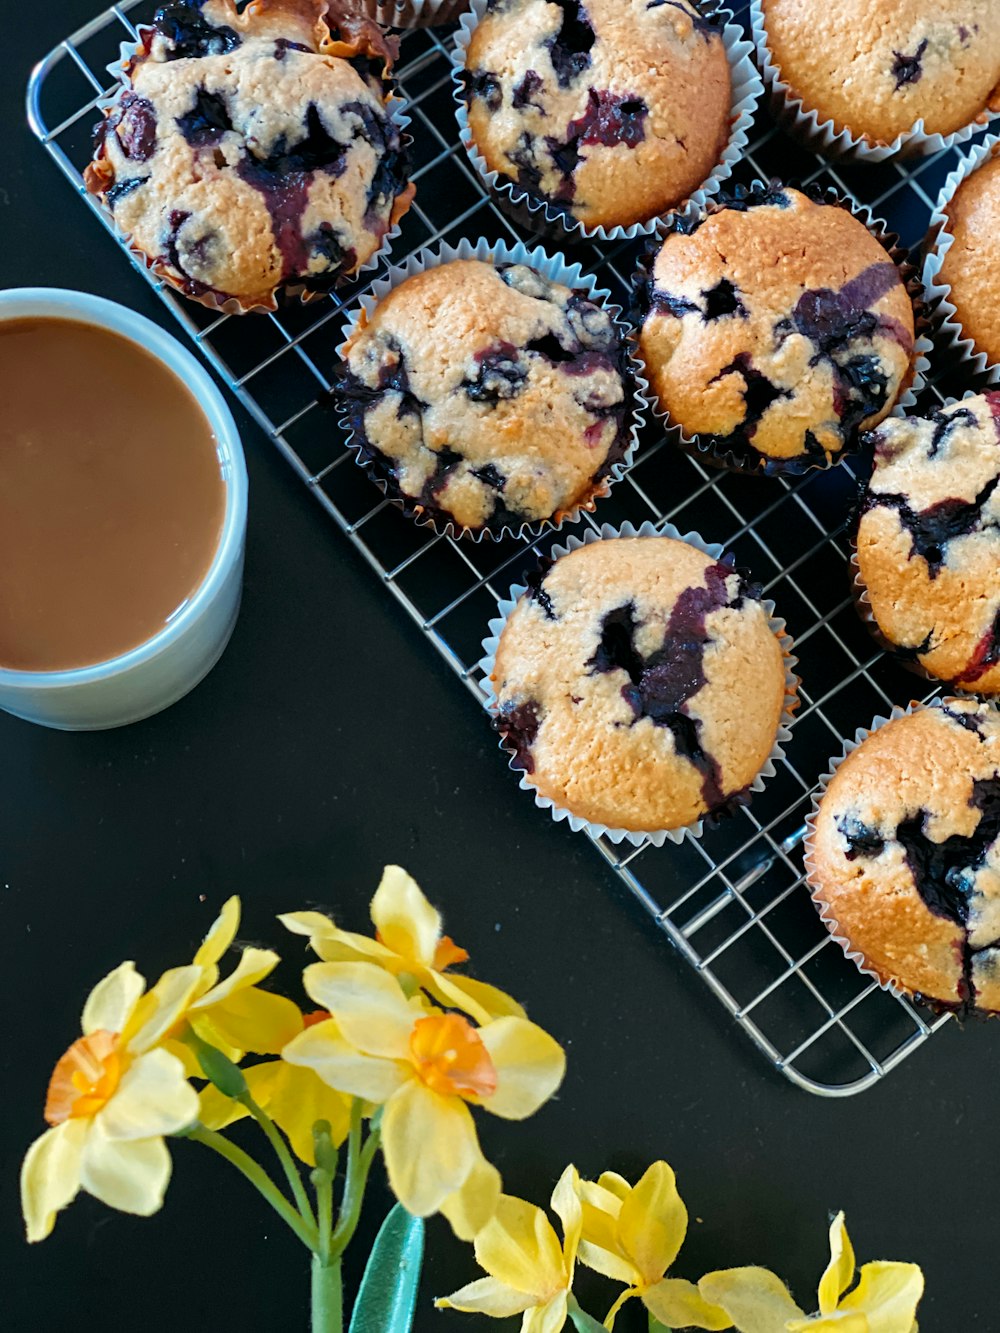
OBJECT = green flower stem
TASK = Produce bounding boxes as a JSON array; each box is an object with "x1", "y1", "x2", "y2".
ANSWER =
[
  {"x1": 329, "y1": 1100, "x2": 381, "y2": 1260},
  {"x1": 311, "y1": 1252, "x2": 343, "y2": 1333},
  {"x1": 187, "y1": 1125, "x2": 317, "y2": 1251},
  {"x1": 240, "y1": 1091, "x2": 317, "y2": 1229},
  {"x1": 312, "y1": 1162, "x2": 334, "y2": 1262},
  {"x1": 648, "y1": 1314, "x2": 673, "y2": 1333}
]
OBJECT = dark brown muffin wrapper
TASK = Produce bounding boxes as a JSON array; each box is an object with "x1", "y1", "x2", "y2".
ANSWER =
[{"x1": 629, "y1": 179, "x2": 933, "y2": 479}]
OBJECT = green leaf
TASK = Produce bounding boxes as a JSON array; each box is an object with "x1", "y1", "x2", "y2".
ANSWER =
[
  {"x1": 188, "y1": 1032, "x2": 247, "y2": 1099},
  {"x1": 348, "y1": 1204, "x2": 424, "y2": 1333},
  {"x1": 567, "y1": 1294, "x2": 608, "y2": 1332}
]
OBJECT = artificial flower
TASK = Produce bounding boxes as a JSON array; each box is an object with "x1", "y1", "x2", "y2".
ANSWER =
[
  {"x1": 280, "y1": 865, "x2": 524, "y2": 1025},
  {"x1": 436, "y1": 1166, "x2": 582, "y2": 1331},
  {"x1": 576, "y1": 1161, "x2": 730, "y2": 1330},
  {"x1": 282, "y1": 961, "x2": 565, "y2": 1237},
  {"x1": 699, "y1": 1212, "x2": 923, "y2": 1333},
  {"x1": 155, "y1": 895, "x2": 303, "y2": 1068},
  {"x1": 198, "y1": 1014, "x2": 353, "y2": 1165},
  {"x1": 21, "y1": 961, "x2": 200, "y2": 1241}
]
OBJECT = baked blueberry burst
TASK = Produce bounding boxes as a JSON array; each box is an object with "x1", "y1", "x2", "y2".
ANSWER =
[
  {"x1": 334, "y1": 259, "x2": 633, "y2": 536},
  {"x1": 84, "y1": 0, "x2": 414, "y2": 310},
  {"x1": 854, "y1": 392, "x2": 1000, "y2": 692}
]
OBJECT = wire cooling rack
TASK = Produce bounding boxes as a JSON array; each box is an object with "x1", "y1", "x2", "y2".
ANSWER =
[{"x1": 31, "y1": 0, "x2": 999, "y2": 1095}]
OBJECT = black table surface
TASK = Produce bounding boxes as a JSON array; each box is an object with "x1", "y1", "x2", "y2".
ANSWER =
[{"x1": 2, "y1": 7, "x2": 993, "y2": 1331}]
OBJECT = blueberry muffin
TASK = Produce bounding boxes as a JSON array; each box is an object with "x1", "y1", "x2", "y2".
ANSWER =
[
  {"x1": 636, "y1": 186, "x2": 917, "y2": 474},
  {"x1": 491, "y1": 535, "x2": 790, "y2": 832},
  {"x1": 936, "y1": 150, "x2": 1000, "y2": 370},
  {"x1": 85, "y1": 0, "x2": 415, "y2": 310},
  {"x1": 760, "y1": 0, "x2": 1000, "y2": 145},
  {"x1": 855, "y1": 394, "x2": 1000, "y2": 692},
  {"x1": 460, "y1": 0, "x2": 732, "y2": 231},
  {"x1": 336, "y1": 259, "x2": 633, "y2": 535},
  {"x1": 807, "y1": 699, "x2": 1000, "y2": 1014}
]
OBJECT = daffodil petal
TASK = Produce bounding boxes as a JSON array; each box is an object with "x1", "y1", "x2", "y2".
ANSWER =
[
  {"x1": 81, "y1": 961, "x2": 145, "y2": 1036},
  {"x1": 122, "y1": 965, "x2": 203, "y2": 1054},
  {"x1": 596, "y1": 1172, "x2": 631, "y2": 1201},
  {"x1": 161, "y1": 1036, "x2": 202, "y2": 1079},
  {"x1": 524, "y1": 1291, "x2": 568, "y2": 1333},
  {"x1": 577, "y1": 1238, "x2": 636, "y2": 1286},
  {"x1": 837, "y1": 1262, "x2": 925, "y2": 1331},
  {"x1": 21, "y1": 1120, "x2": 87, "y2": 1243},
  {"x1": 247, "y1": 1062, "x2": 352, "y2": 1164},
  {"x1": 551, "y1": 1165, "x2": 582, "y2": 1272},
  {"x1": 643, "y1": 1278, "x2": 733, "y2": 1331},
  {"x1": 194, "y1": 986, "x2": 303, "y2": 1054},
  {"x1": 279, "y1": 909, "x2": 402, "y2": 967},
  {"x1": 79, "y1": 1124, "x2": 173, "y2": 1216},
  {"x1": 440, "y1": 1153, "x2": 503, "y2": 1241},
  {"x1": 577, "y1": 1177, "x2": 632, "y2": 1280},
  {"x1": 194, "y1": 896, "x2": 241, "y2": 968},
  {"x1": 370, "y1": 865, "x2": 441, "y2": 968},
  {"x1": 787, "y1": 1315, "x2": 868, "y2": 1333},
  {"x1": 699, "y1": 1268, "x2": 805, "y2": 1333},
  {"x1": 475, "y1": 1194, "x2": 565, "y2": 1298},
  {"x1": 618, "y1": 1161, "x2": 687, "y2": 1286},
  {"x1": 435, "y1": 1278, "x2": 535, "y2": 1318},
  {"x1": 475, "y1": 1018, "x2": 565, "y2": 1120},
  {"x1": 95, "y1": 1049, "x2": 198, "y2": 1141},
  {"x1": 198, "y1": 1080, "x2": 249, "y2": 1133},
  {"x1": 192, "y1": 948, "x2": 280, "y2": 1008},
  {"x1": 278, "y1": 909, "x2": 337, "y2": 939},
  {"x1": 429, "y1": 973, "x2": 527, "y2": 1023},
  {"x1": 818, "y1": 1212, "x2": 856, "y2": 1316},
  {"x1": 283, "y1": 1019, "x2": 408, "y2": 1103},
  {"x1": 302, "y1": 962, "x2": 414, "y2": 1058},
  {"x1": 381, "y1": 1079, "x2": 477, "y2": 1217}
]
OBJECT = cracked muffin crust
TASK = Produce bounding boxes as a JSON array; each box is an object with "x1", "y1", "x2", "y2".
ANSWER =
[
  {"x1": 491, "y1": 536, "x2": 789, "y2": 832},
  {"x1": 855, "y1": 393, "x2": 1000, "y2": 693},
  {"x1": 937, "y1": 151, "x2": 1000, "y2": 370},
  {"x1": 84, "y1": 0, "x2": 415, "y2": 310},
  {"x1": 761, "y1": 0, "x2": 1000, "y2": 145},
  {"x1": 460, "y1": 0, "x2": 732, "y2": 230},
  {"x1": 336, "y1": 259, "x2": 633, "y2": 535},
  {"x1": 808, "y1": 699, "x2": 1000, "y2": 1014},
  {"x1": 636, "y1": 186, "x2": 916, "y2": 474}
]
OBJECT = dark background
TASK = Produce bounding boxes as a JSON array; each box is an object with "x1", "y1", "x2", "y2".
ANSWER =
[{"x1": 2, "y1": 5, "x2": 995, "y2": 1331}]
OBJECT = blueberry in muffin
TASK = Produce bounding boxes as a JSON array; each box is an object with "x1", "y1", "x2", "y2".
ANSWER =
[
  {"x1": 936, "y1": 150, "x2": 1000, "y2": 371},
  {"x1": 808, "y1": 698, "x2": 1000, "y2": 1014},
  {"x1": 760, "y1": 0, "x2": 1000, "y2": 146},
  {"x1": 85, "y1": 0, "x2": 415, "y2": 310},
  {"x1": 459, "y1": 0, "x2": 732, "y2": 231},
  {"x1": 491, "y1": 535, "x2": 791, "y2": 832},
  {"x1": 335, "y1": 258, "x2": 634, "y2": 535},
  {"x1": 854, "y1": 393, "x2": 1000, "y2": 692},
  {"x1": 636, "y1": 185, "x2": 917, "y2": 474}
]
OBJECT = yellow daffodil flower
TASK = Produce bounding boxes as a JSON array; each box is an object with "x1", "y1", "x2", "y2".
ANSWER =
[
  {"x1": 198, "y1": 1012, "x2": 353, "y2": 1164},
  {"x1": 21, "y1": 961, "x2": 200, "y2": 1241},
  {"x1": 282, "y1": 961, "x2": 565, "y2": 1238},
  {"x1": 280, "y1": 865, "x2": 524, "y2": 1025},
  {"x1": 155, "y1": 896, "x2": 303, "y2": 1065},
  {"x1": 699, "y1": 1213, "x2": 923, "y2": 1333},
  {"x1": 437, "y1": 1166, "x2": 582, "y2": 1331},
  {"x1": 575, "y1": 1161, "x2": 731, "y2": 1330}
]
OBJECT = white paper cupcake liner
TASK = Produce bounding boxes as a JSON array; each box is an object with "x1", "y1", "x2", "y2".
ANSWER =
[
  {"x1": 334, "y1": 235, "x2": 650, "y2": 541},
  {"x1": 87, "y1": 29, "x2": 413, "y2": 315},
  {"x1": 478, "y1": 519, "x2": 800, "y2": 848},
  {"x1": 922, "y1": 134, "x2": 1000, "y2": 388},
  {"x1": 749, "y1": 0, "x2": 1000, "y2": 162},
  {"x1": 450, "y1": 0, "x2": 763, "y2": 243},
  {"x1": 630, "y1": 182, "x2": 933, "y2": 478},
  {"x1": 357, "y1": 0, "x2": 470, "y2": 26}
]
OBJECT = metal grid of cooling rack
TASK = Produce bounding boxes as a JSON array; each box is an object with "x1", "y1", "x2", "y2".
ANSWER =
[{"x1": 30, "y1": 0, "x2": 998, "y2": 1095}]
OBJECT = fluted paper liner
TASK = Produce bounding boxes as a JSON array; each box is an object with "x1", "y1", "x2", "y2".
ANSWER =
[
  {"x1": 478, "y1": 519, "x2": 799, "y2": 848},
  {"x1": 357, "y1": 0, "x2": 470, "y2": 27}
]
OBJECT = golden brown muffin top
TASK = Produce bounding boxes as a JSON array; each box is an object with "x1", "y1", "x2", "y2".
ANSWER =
[
  {"x1": 939, "y1": 151, "x2": 1000, "y2": 369},
  {"x1": 85, "y1": 0, "x2": 413, "y2": 309},
  {"x1": 762, "y1": 0, "x2": 1000, "y2": 144},
  {"x1": 337, "y1": 260, "x2": 631, "y2": 534},
  {"x1": 462, "y1": 0, "x2": 731, "y2": 229},
  {"x1": 637, "y1": 187, "x2": 915, "y2": 472},
  {"x1": 491, "y1": 536, "x2": 788, "y2": 832},
  {"x1": 856, "y1": 393, "x2": 1000, "y2": 692},
  {"x1": 808, "y1": 699, "x2": 1000, "y2": 1012}
]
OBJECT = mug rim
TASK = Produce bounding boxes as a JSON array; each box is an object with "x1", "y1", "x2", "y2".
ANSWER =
[{"x1": 0, "y1": 287, "x2": 248, "y2": 689}]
